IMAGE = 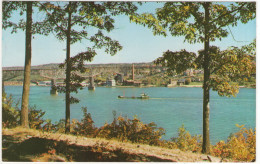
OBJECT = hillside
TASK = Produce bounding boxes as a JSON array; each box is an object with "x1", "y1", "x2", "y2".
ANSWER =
[
  {"x1": 2, "y1": 62, "x2": 155, "y2": 70},
  {"x1": 2, "y1": 127, "x2": 225, "y2": 162}
]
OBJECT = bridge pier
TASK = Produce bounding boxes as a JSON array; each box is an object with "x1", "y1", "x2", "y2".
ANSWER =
[
  {"x1": 50, "y1": 79, "x2": 58, "y2": 95},
  {"x1": 88, "y1": 76, "x2": 95, "y2": 90}
]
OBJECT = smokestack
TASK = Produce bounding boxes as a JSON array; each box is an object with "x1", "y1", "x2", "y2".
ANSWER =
[{"x1": 132, "y1": 63, "x2": 135, "y2": 81}]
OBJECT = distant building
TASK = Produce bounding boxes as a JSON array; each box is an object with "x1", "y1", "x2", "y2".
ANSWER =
[
  {"x1": 166, "y1": 79, "x2": 177, "y2": 87},
  {"x1": 177, "y1": 79, "x2": 186, "y2": 86},
  {"x1": 107, "y1": 79, "x2": 116, "y2": 87}
]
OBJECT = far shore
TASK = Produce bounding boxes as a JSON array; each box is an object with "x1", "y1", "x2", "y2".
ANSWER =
[{"x1": 3, "y1": 82, "x2": 255, "y2": 89}]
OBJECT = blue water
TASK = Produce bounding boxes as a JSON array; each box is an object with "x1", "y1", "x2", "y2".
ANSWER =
[{"x1": 4, "y1": 86, "x2": 256, "y2": 144}]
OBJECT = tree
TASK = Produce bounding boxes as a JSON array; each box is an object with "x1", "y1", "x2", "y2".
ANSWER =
[
  {"x1": 20, "y1": 1, "x2": 33, "y2": 128},
  {"x1": 39, "y1": 2, "x2": 138, "y2": 133},
  {"x1": 2, "y1": 1, "x2": 49, "y2": 128},
  {"x1": 131, "y1": 2, "x2": 255, "y2": 153}
]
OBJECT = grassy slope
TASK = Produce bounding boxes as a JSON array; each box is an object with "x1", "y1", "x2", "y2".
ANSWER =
[{"x1": 2, "y1": 127, "x2": 226, "y2": 162}]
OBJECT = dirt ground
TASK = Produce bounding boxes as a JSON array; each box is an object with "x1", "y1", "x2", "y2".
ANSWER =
[{"x1": 2, "y1": 127, "x2": 225, "y2": 162}]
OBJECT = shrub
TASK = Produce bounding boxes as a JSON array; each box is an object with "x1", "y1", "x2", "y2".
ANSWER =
[
  {"x1": 185, "y1": 78, "x2": 191, "y2": 85},
  {"x1": 211, "y1": 124, "x2": 256, "y2": 162},
  {"x1": 2, "y1": 94, "x2": 20, "y2": 128},
  {"x1": 42, "y1": 119, "x2": 65, "y2": 133},
  {"x1": 97, "y1": 112, "x2": 165, "y2": 146},
  {"x1": 2, "y1": 93, "x2": 60, "y2": 131},
  {"x1": 29, "y1": 105, "x2": 46, "y2": 129},
  {"x1": 71, "y1": 107, "x2": 97, "y2": 137},
  {"x1": 171, "y1": 124, "x2": 202, "y2": 152}
]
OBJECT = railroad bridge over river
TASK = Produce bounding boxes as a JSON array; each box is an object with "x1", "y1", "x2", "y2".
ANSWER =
[
  {"x1": 2, "y1": 68, "x2": 113, "y2": 83},
  {"x1": 2, "y1": 64, "x2": 162, "y2": 82}
]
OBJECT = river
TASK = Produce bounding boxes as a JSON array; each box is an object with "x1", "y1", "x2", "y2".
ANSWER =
[{"x1": 4, "y1": 86, "x2": 256, "y2": 144}]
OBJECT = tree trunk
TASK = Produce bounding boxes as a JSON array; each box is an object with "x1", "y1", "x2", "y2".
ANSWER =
[
  {"x1": 65, "y1": 3, "x2": 72, "y2": 133},
  {"x1": 21, "y1": 2, "x2": 32, "y2": 128},
  {"x1": 202, "y1": 2, "x2": 211, "y2": 154}
]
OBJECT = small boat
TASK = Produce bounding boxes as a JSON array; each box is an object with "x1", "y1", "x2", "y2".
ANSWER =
[
  {"x1": 139, "y1": 93, "x2": 149, "y2": 99},
  {"x1": 118, "y1": 93, "x2": 149, "y2": 99}
]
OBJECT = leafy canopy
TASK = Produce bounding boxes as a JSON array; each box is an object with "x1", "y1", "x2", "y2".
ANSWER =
[
  {"x1": 155, "y1": 40, "x2": 255, "y2": 97},
  {"x1": 131, "y1": 2, "x2": 255, "y2": 43},
  {"x1": 2, "y1": 1, "x2": 53, "y2": 35}
]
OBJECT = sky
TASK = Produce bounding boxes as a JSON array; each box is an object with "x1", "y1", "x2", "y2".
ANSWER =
[{"x1": 1, "y1": 1, "x2": 256, "y2": 67}]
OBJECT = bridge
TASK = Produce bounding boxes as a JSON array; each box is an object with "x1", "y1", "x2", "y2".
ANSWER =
[
  {"x1": 3, "y1": 68, "x2": 113, "y2": 81},
  {"x1": 3, "y1": 64, "x2": 163, "y2": 81},
  {"x1": 2, "y1": 64, "x2": 164, "y2": 93}
]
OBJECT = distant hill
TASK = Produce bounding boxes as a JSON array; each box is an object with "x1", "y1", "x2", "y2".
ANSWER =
[{"x1": 2, "y1": 62, "x2": 155, "y2": 70}]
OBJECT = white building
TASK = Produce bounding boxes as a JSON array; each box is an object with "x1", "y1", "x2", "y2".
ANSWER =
[{"x1": 107, "y1": 79, "x2": 116, "y2": 87}]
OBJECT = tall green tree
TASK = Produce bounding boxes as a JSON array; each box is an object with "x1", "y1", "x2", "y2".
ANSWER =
[
  {"x1": 131, "y1": 2, "x2": 255, "y2": 153},
  {"x1": 2, "y1": 1, "x2": 49, "y2": 128},
  {"x1": 39, "y1": 1, "x2": 138, "y2": 133}
]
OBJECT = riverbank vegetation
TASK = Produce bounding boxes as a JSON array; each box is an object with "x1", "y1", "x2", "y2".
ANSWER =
[{"x1": 2, "y1": 93, "x2": 255, "y2": 162}]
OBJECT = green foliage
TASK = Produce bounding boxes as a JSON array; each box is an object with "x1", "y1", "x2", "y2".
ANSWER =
[
  {"x1": 2, "y1": 1, "x2": 27, "y2": 32},
  {"x1": 155, "y1": 41, "x2": 255, "y2": 97},
  {"x1": 209, "y1": 42, "x2": 255, "y2": 97},
  {"x1": 42, "y1": 119, "x2": 66, "y2": 133},
  {"x1": 2, "y1": 1, "x2": 50, "y2": 35},
  {"x1": 139, "y1": 2, "x2": 256, "y2": 43},
  {"x1": 2, "y1": 94, "x2": 20, "y2": 128},
  {"x1": 28, "y1": 105, "x2": 46, "y2": 129},
  {"x1": 130, "y1": 12, "x2": 167, "y2": 36},
  {"x1": 155, "y1": 50, "x2": 196, "y2": 75},
  {"x1": 2, "y1": 93, "x2": 63, "y2": 132}
]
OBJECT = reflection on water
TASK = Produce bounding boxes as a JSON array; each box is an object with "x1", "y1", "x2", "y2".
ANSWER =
[{"x1": 4, "y1": 86, "x2": 256, "y2": 144}]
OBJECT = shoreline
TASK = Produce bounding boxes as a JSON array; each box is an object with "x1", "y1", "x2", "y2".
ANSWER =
[{"x1": 3, "y1": 82, "x2": 255, "y2": 89}]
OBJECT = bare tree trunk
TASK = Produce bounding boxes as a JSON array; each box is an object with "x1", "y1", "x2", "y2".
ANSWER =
[
  {"x1": 21, "y1": 1, "x2": 32, "y2": 128},
  {"x1": 65, "y1": 3, "x2": 72, "y2": 133},
  {"x1": 202, "y1": 2, "x2": 211, "y2": 154}
]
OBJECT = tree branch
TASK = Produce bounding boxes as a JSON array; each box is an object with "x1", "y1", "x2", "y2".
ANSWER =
[
  {"x1": 38, "y1": 3, "x2": 66, "y2": 34},
  {"x1": 210, "y1": 60, "x2": 231, "y2": 74},
  {"x1": 209, "y1": 3, "x2": 246, "y2": 24}
]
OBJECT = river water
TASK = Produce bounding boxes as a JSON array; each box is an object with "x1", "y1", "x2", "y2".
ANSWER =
[{"x1": 4, "y1": 86, "x2": 255, "y2": 144}]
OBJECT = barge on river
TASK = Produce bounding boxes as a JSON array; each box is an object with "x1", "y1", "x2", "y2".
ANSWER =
[{"x1": 118, "y1": 93, "x2": 149, "y2": 99}]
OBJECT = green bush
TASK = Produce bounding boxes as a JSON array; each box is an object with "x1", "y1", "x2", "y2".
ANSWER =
[
  {"x1": 28, "y1": 105, "x2": 46, "y2": 129},
  {"x1": 2, "y1": 94, "x2": 20, "y2": 128},
  {"x1": 2, "y1": 93, "x2": 59, "y2": 131}
]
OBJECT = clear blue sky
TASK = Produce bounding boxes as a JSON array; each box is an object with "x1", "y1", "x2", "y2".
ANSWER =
[{"x1": 1, "y1": 2, "x2": 256, "y2": 67}]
